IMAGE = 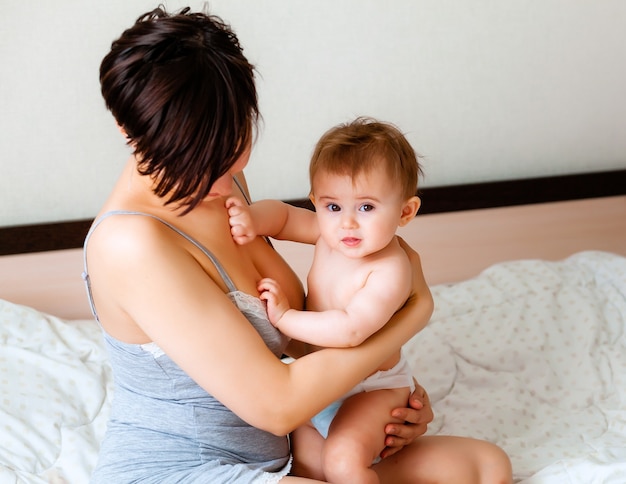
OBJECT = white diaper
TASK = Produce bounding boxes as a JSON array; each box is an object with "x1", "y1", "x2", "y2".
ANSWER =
[{"x1": 311, "y1": 352, "x2": 415, "y2": 439}]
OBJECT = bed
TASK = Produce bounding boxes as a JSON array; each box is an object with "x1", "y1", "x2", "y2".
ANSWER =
[{"x1": 1, "y1": 171, "x2": 625, "y2": 483}]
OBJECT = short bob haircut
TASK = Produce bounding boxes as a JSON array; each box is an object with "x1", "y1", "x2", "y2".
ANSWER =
[
  {"x1": 309, "y1": 117, "x2": 423, "y2": 200},
  {"x1": 99, "y1": 7, "x2": 258, "y2": 213}
]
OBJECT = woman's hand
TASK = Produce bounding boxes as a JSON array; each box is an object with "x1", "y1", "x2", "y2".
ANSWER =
[{"x1": 380, "y1": 379, "x2": 434, "y2": 459}]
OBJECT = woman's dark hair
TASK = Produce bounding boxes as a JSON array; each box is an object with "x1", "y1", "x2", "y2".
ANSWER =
[{"x1": 99, "y1": 7, "x2": 258, "y2": 213}]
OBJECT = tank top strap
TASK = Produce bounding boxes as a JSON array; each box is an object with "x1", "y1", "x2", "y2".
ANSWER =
[
  {"x1": 233, "y1": 175, "x2": 273, "y2": 248},
  {"x1": 233, "y1": 176, "x2": 251, "y2": 205},
  {"x1": 82, "y1": 210, "x2": 238, "y2": 321}
]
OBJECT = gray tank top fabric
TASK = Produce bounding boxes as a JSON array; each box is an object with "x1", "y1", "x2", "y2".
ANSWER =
[{"x1": 82, "y1": 210, "x2": 291, "y2": 483}]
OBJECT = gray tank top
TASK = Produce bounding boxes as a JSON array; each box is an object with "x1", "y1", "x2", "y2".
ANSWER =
[{"x1": 83, "y1": 211, "x2": 291, "y2": 482}]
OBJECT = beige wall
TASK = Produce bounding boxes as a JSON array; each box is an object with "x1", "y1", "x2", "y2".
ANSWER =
[{"x1": 1, "y1": 0, "x2": 625, "y2": 226}]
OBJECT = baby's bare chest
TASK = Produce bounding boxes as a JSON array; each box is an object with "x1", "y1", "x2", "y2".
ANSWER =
[{"x1": 306, "y1": 254, "x2": 371, "y2": 311}]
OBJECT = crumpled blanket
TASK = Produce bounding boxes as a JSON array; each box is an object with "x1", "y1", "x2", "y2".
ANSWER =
[
  {"x1": 404, "y1": 250, "x2": 626, "y2": 483},
  {"x1": 1, "y1": 250, "x2": 625, "y2": 483}
]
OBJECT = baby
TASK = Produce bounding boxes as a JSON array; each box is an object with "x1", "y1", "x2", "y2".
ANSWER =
[{"x1": 227, "y1": 117, "x2": 424, "y2": 483}]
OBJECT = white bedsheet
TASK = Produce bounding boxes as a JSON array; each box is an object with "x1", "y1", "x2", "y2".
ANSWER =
[
  {"x1": 405, "y1": 250, "x2": 626, "y2": 483},
  {"x1": 0, "y1": 304, "x2": 112, "y2": 483},
  {"x1": 1, "y1": 250, "x2": 625, "y2": 483}
]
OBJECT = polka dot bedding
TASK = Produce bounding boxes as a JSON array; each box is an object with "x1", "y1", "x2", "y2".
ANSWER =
[
  {"x1": 0, "y1": 302, "x2": 112, "y2": 483},
  {"x1": 1, "y1": 250, "x2": 624, "y2": 482},
  {"x1": 405, "y1": 250, "x2": 626, "y2": 483}
]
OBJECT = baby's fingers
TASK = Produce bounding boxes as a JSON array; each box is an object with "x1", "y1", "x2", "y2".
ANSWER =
[
  {"x1": 227, "y1": 205, "x2": 244, "y2": 219},
  {"x1": 229, "y1": 225, "x2": 250, "y2": 245},
  {"x1": 225, "y1": 196, "x2": 243, "y2": 210},
  {"x1": 257, "y1": 278, "x2": 279, "y2": 294},
  {"x1": 258, "y1": 286, "x2": 276, "y2": 308},
  {"x1": 230, "y1": 223, "x2": 247, "y2": 238}
]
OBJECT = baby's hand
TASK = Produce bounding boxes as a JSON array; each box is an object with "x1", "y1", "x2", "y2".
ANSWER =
[
  {"x1": 258, "y1": 278, "x2": 290, "y2": 327},
  {"x1": 225, "y1": 196, "x2": 256, "y2": 245}
]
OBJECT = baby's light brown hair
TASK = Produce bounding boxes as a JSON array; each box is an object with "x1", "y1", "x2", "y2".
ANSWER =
[{"x1": 309, "y1": 117, "x2": 422, "y2": 200}]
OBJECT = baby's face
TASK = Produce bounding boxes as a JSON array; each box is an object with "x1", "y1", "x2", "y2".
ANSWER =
[{"x1": 311, "y1": 166, "x2": 406, "y2": 259}]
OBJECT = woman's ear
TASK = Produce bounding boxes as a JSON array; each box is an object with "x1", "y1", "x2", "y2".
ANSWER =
[{"x1": 399, "y1": 196, "x2": 421, "y2": 227}]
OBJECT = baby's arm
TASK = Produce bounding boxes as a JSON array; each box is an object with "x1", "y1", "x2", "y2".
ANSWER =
[
  {"x1": 226, "y1": 197, "x2": 319, "y2": 245},
  {"x1": 261, "y1": 257, "x2": 412, "y2": 348}
]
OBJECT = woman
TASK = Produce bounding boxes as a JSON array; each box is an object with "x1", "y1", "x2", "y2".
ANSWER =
[{"x1": 84, "y1": 6, "x2": 512, "y2": 483}]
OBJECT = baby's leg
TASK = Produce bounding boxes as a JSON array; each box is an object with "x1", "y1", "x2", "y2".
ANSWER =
[
  {"x1": 322, "y1": 387, "x2": 409, "y2": 484},
  {"x1": 290, "y1": 422, "x2": 326, "y2": 480},
  {"x1": 372, "y1": 435, "x2": 513, "y2": 484}
]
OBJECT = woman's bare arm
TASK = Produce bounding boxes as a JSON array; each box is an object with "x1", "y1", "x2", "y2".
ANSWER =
[{"x1": 99, "y1": 175, "x2": 433, "y2": 437}]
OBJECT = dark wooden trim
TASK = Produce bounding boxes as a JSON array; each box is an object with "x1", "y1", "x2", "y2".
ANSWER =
[
  {"x1": 416, "y1": 168, "x2": 626, "y2": 214},
  {"x1": 0, "y1": 219, "x2": 93, "y2": 256},
  {"x1": 1, "y1": 169, "x2": 624, "y2": 255}
]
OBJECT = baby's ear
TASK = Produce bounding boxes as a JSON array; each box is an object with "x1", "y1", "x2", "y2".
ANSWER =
[{"x1": 399, "y1": 196, "x2": 421, "y2": 227}]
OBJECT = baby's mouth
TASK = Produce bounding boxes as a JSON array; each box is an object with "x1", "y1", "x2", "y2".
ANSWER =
[{"x1": 341, "y1": 237, "x2": 361, "y2": 247}]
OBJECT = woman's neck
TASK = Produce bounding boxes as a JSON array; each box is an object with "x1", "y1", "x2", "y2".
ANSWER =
[
  {"x1": 101, "y1": 155, "x2": 231, "y2": 233},
  {"x1": 100, "y1": 156, "x2": 175, "y2": 219}
]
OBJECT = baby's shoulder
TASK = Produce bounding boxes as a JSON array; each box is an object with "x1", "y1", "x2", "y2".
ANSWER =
[{"x1": 371, "y1": 237, "x2": 411, "y2": 269}]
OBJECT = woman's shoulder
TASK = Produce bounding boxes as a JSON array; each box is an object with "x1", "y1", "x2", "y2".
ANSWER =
[
  {"x1": 89, "y1": 211, "x2": 178, "y2": 255},
  {"x1": 85, "y1": 211, "x2": 206, "y2": 294}
]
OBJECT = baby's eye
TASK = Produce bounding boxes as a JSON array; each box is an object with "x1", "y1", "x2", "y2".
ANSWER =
[
  {"x1": 359, "y1": 204, "x2": 375, "y2": 212},
  {"x1": 326, "y1": 203, "x2": 341, "y2": 212}
]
